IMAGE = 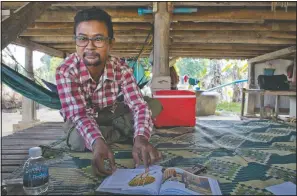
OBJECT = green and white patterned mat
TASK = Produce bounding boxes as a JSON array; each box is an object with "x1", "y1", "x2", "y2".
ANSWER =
[{"x1": 9, "y1": 120, "x2": 296, "y2": 195}]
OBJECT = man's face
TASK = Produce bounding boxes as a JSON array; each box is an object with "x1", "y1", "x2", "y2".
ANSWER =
[{"x1": 75, "y1": 20, "x2": 112, "y2": 67}]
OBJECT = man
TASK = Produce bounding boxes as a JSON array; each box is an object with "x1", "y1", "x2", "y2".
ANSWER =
[
  {"x1": 170, "y1": 66, "x2": 179, "y2": 90},
  {"x1": 56, "y1": 7, "x2": 162, "y2": 176}
]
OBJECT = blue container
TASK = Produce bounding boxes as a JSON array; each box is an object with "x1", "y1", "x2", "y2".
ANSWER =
[{"x1": 264, "y1": 68, "x2": 275, "y2": 76}]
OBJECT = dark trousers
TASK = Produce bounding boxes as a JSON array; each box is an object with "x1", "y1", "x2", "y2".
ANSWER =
[{"x1": 63, "y1": 97, "x2": 162, "y2": 151}]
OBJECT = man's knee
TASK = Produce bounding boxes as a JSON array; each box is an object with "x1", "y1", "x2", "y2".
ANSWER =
[{"x1": 63, "y1": 120, "x2": 86, "y2": 152}]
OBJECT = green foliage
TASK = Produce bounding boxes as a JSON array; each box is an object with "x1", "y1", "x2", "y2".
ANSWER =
[
  {"x1": 216, "y1": 101, "x2": 241, "y2": 114},
  {"x1": 175, "y1": 58, "x2": 209, "y2": 80},
  {"x1": 50, "y1": 57, "x2": 64, "y2": 74},
  {"x1": 36, "y1": 54, "x2": 64, "y2": 85}
]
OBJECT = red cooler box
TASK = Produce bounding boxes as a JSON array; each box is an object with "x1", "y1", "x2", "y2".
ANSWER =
[{"x1": 153, "y1": 90, "x2": 196, "y2": 127}]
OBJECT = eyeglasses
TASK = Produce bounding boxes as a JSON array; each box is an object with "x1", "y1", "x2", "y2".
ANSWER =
[{"x1": 74, "y1": 35, "x2": 112, "y2": 48}]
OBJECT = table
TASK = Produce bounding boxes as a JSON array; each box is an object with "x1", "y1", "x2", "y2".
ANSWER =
[{"x1": 241, "y1": 88, "x2": 296, "y2": 119}]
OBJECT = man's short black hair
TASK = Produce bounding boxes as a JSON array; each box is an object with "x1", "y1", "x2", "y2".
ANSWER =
[{"x1": 74, "y1": 7, "x2": 114, "y2": 39}]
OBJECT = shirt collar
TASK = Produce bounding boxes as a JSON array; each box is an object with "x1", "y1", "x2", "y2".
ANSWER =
[{"x1": 75, "y1": 53, "x2": 115, "y2": 83}]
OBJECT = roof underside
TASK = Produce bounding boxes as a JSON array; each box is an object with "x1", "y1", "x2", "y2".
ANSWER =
[{"x1": 2, "y1": 1, "x2": 297, "y2": 59}]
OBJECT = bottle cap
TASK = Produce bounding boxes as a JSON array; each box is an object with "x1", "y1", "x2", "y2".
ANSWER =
[{"x1": 29, "y1": 147, "x2": 42, "y2": 157}]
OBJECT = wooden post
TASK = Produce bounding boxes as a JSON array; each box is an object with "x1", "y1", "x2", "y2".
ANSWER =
[
  {"x1": 241, "y1": 88, "x2": 246, "y2": 118},
  {"x1": 292, "y1": 54, "x2": 296, "y2": 88},
  {"x1": 275, "y1": 95, "x2": 280, "y2": 118},
  {"x1": 260, "y1": 93, "x2": 265, "y2": 119},
  {"x1": 21, "y1": 47, "x2": 37, "y2": 123},
  {"x1": 246, "y1": 62, "x2": 256, "y2": 115},
  {"x1": 151, "y1": 2, "x2": 171, "y2": 92}
]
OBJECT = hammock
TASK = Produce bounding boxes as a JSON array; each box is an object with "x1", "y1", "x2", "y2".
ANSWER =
[
  {"x1": 2, "y1": 62, "x2": 62, "y2": 109},
  {"x1": 2, "y1": 62, "x2": 150, "y2": 110}
]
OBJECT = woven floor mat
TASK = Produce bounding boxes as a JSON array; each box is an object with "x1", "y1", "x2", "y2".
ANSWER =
[{"x1": 7, "y1": 120, "x2": 296, "y2": 195}]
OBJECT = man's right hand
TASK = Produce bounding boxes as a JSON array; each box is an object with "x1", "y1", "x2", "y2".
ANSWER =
[{"x1": 92, "y1": 138, "x2": 116, "y2": 176}]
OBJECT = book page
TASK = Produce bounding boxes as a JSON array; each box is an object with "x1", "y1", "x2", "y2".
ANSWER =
[
  {"x1": 96, "y1": 166, "x2": 163, "y2": 195},
  {"x1": 159, "y1": 168, "x2": 222, "y2": 195},
  {"x1": 266, "y1": 182, "x2": 296, "y2": 195}
]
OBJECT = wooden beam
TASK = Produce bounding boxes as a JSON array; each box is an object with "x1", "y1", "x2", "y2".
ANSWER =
[
  {"x1": 1, "y1": 2, "x2": 52, "y2": 50},
  {"x1": 172, "y1": 37, "x2": 296, "y2": 45},
  {"x1": 13, "y1": 38, "x2": 65, "y2": 58},
  {"x1": 21, "y1": 29, "x2": 151, "y2": 37},
  {"x1": 48, "y1": 43, "x2": 282, "y2": 51},
  {"x1": 5, "y1": 2, "x2": 295, "y2": 9},
  {"x1": 110, "y1": 49, "x2": 264, "y2": 54},
  {"x1": 171, "y1": 22, "x2": 296, "y2": 32},
  {"x1": 110, "y1": 53, "x2": 257, "y2": 58},
  {"x1": 25, "y1": 35, "x2": 296, "y2": 45},
  {"x1": 26, "y1": 35, "x2": 296, "y2": 46},
  {"x1": 1, "y1": 2, "x2": 152, "y2": 9},
  {"x1": 170, "y1": 51, "x2": 262, "y2": 56},
  {"x1": 170, "y1": 31, "x2": 296, "y2": 39},
  {"x1": 27, "y1": 21, "x2": 295, "y2": 32},
  {"x1": 28, "y1": 22, "x2": 153, "y2": 30},
  {"x1": 1, "y1": 2, "x2": 28, "y2": 9},
  {"x1": 58, "y1": 48, "x2": 256, "y2": 59},
  {"x1": 61, "y1": 48, "x2": 264, "y2": 56},
  {"x1": 30, "y1": 9, "x2": 296, "y2": 23},
  {"x1": 57, "y1": 48, "x2": 278, "y2": 55},
  {"x1": 48, "y1": 43, "x2": 152, "y2": 49},
  {"x1": 20, "y1": 29, "x2": 296, "y2": 40},
  {"x1": 35, "y1": 10, "x2": 153, "y2": 23},
  {"x1": 173, "y1": 2, "x2": 296, "y2": 7},
  {"x1": 248, "y1": 46, "x2": 296, "y2": 64},
  {"x1": 61, "y1": 49, "x2": 261, "y2": 56},
  {"x1": 26, "y1": 36, "x2": 150, "y2": 44},
  {"x1": 51, "y1": 2, "x2": 152, "y2": 7},
  {"x1": 172, "y1": 9, "x2": 296, "y2": 22}
]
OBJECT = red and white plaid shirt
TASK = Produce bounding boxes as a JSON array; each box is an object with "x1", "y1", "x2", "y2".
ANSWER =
[{"x1": 56, "y1": 53, "x2": 153, "y2": 151}]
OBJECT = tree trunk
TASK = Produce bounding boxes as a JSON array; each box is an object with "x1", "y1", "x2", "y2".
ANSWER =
[
  {"x1": 208, "y1": 60, "x2": 222, "y2": 99},
  {"x1": 232, "y1": 61, "x2": 242, "y2": 102}
]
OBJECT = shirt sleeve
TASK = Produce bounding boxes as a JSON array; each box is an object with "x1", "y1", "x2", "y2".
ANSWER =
[
  {"x1": 56, "y1": 69, "x2": 104, "y2": 151},
  {"x1": 120, "y1": 66, "x2": 153, "y2": 140}
]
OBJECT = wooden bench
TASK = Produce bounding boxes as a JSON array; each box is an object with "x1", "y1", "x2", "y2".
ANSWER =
[{"x1": 241, "y1": 88, "x2": 296, "y2": 119}]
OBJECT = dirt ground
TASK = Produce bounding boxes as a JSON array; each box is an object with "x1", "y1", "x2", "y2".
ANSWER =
[{"x1": 1, "y1": 107, "x2": 63, "y2": 137}]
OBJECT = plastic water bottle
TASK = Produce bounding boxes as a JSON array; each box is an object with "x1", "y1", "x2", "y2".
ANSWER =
[{"x1": 23, "y1": 147, "x2": 49, "y2": 195}]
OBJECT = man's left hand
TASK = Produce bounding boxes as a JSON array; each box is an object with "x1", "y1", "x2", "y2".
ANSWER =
[{"x1": 132, "y1": 135, "x2": 162, "y2": 171}]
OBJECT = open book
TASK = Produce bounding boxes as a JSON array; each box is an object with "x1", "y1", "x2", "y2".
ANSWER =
[{"x1": 96, "y1": 165, "x2": 222, "y2": 195}]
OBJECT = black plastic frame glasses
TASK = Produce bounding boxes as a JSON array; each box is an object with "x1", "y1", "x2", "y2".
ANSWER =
[{"x1": 74, "y1": 35, "x2": 112, "y2": 48}]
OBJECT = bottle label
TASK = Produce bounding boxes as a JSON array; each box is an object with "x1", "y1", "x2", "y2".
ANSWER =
[{"x1": 23, "y1": 164, "x2": 49, "y2": 187}]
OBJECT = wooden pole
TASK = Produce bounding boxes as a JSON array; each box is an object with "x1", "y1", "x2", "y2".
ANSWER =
[
  {"x1": 21, "y1": 47, "x2": 37, "y2": 123},
  {"x1": 292, "y1": 54, "x2": 296, "y2": 88},
  {"x1": 246, "y1": 62, "x2": 256, "y2": 115},
  {"x1": 151, "y1": 2, "x2": 171, "y2": 91}
]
